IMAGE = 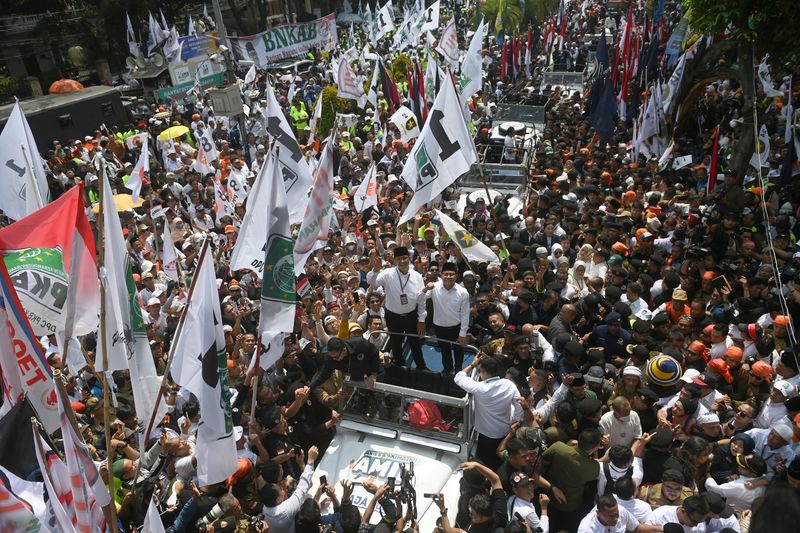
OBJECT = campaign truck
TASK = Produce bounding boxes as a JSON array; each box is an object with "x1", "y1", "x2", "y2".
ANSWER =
[{"x1": 311, "y1": 338, "x2": 478, "y2": 531}]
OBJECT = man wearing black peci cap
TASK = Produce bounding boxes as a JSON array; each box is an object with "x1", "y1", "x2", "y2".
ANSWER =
[{"x1": 367, "y1": 246, "x2": 427, "y2": 369}]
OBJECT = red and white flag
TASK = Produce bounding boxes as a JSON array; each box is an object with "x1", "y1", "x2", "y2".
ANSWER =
[
  {"x1": 0, "y1": 185, "x2": 99, "y2": 338},
  {"x1": 337, "y1": 57, "x2": 367, "y2": 107},
  {"x1": 293, "y1": 139, "x2": 335, "y2": 276}
]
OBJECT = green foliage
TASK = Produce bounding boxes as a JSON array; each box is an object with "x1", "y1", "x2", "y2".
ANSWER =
[
  {"x1": 479, "y1": 0, "x2": 558, "y2": 35},
  {"x1": 0, "y1": 70, "x2": 22, "y2": 105},
  {"x1": 684, "y1": 0, "x2": 800, "y2": 64},
  {"x1": 389, "y1": 54, "x2": 413, "y2": 83},
  {"x1": 318, "y1": 86, "x2": 348, "y2": 140}
]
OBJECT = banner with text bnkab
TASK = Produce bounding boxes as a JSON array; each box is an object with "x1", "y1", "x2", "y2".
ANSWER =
[{"x1": 227, "y1": 14, "x2": 338, "y2": 67}]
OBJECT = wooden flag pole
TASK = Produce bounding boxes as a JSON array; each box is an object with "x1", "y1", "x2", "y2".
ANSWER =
[{"x1": 96, "y1": 158, "x2": 120, "y2": 533}]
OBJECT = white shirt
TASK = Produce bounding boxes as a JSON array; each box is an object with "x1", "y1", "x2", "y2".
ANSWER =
[
  {"x1": 453, "y1": 372, "x2": 521, "y2": 438},
  {"x1": 621, "y1": 295, "x2": 648, "y2": 316},
  {"x1": 705, "y1": 515, "x2": 741, "y2": 533},
  {"x1": 425, "y1": 280, "x2": 470, "y2": 335},
  {"x1": 577, "y1": 505, "x2": 639, "y2": 533},
  {"x1": 367, "y1": 266, "x2": 427, "y2": 320},
  {"x1": 647, "y1": 505, "x2": 706, "y2": 533},
  {"x1": 745, "y1": 428, "x2": 797, "y2": 469},
  {"x1": 754, "y1": 398, "x2": 787, "y2": 429},
  {"x1": 596, "y1": 458, "x2": 643, "y2": 496},
  {"x1": 507, "y1": 494, "x2": 549, "y2": 533},
  {"x1": 704, "y1": 476, "x2": 766, "y2": 513},
  {"x1": 614, "y1": 496, "x2": 653, "y2": 525},
  {"x1": 598, "y1": 411, "x2": 643, "y2": 448}
]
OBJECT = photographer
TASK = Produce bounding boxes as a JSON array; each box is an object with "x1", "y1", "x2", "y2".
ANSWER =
[
  {"x1": 434, "y1": 461, "x2": 507, "y2": 533},
  {"x1": 261, "y1": 445, "x2": 319, "y2": 532}
]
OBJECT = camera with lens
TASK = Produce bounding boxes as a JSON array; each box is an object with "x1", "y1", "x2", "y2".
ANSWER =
[{"x1": 685, "y1": 246, "x2": 711, "y2": 259}]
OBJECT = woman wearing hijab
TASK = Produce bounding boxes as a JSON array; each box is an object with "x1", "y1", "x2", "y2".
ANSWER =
[
  {"x1": 709, "y1": 433, "x2": 757, "y2": 484},
  {"x1": 569, "y1": 260, "x2": 588, "y2": 296}
]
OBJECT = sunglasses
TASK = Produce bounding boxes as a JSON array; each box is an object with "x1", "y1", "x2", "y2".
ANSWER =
[
  {"x1": 735, "y1": 410, "x2": 753, "y2": 418},
  {"x1": 748, "y1": 372, "x2": 764, "y2": 380}
]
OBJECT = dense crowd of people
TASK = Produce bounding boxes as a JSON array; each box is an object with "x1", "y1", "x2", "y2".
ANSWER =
[{"x1": 4, "y1": 1, "x2": 800, "y2": 533}]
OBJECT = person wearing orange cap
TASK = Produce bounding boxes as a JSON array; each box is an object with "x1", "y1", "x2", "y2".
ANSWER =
[
  {"x1": 697, "y1": 271, "x2": 718, "y2": 303},
  {"x1": 720, "y1": 346, "x2": 749, "y2": 401},
  {"x1": 684, "y1": 341, "x2": 710, "y2": 372},
  {"x1": 742, "y1": 360, "x2": 774, "y2": 408},
  {"x1": 770, "y1": 315, "x2": 792, "y2": 351}
]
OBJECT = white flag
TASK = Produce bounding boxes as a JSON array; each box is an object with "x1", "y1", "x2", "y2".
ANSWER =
[
  {"x1": 435, "y1": 18, "x2": 459, "y2": 67},
  {"x1": 257, "y1": 152, "x2": 296, "y2": 334},
  {"x1": 187, "y1": 15, "x2": 196, "y2": 36},
  {"x1": 32, "y1": 427, "x2": 77, "y2": 533},
  {"x1": 98, "y1": 173, "x2": 134, "y2": 373},
  {"x1": 389, "y1": 105, "x2": 421, "y2": 142},
  {"x1": 366, "y1": 60, "x2": 380, "y2": 108},
  {"x1": 749, "y1": 124, "x2": 771, "y2": 168},
  {"x1": 230, "y1": 150, "x2": 278, "y2": 278},
  {"x1": 143, "y1": 498, "x2": 166, "y2": 533},
  {"x1": 294, "y1": 140, "x2": 335, "y2": 275},
  {"x1": 0, "y1": 102, "x2": 50, "y2": 221},
  {"x1": 126, "y1": 135, "x2": 148, "y2": 203},
  {"x1": 435, "y1": 210, "x2": 498, "y2": 264},
  {"x1": 162, "y1": 217, "x2": 179, "y2": 281},
  {"x1": 126, "y1": 13, "x2": 139, "y2": 56},
  {"x1": 661, "y1": 44, "x2": 696, "y2": 116},
  {"x1": 352, "y1": 165, "x2": 379, "y2": 213},
  {"x1": 214, "y1": 181, "x2": 234, "y2": 218},
  {"x1": 757, "y1": 57, "x2": 783, "y2": 98},
  {"x1": 420, "y1": 0, "x2": 440, "y2": 32},
  {"x1": 308, "y1": 94, "x2": 323, "y2": 147},
  {"x1": 398, "y1": 77, "x2": 477, "y2": 224},
  {"x1": 97, "y1": 175, "x2": 165, "y2": 435},
  {"x1": 337, "y1": 57, "x2": 367, "y2": 107},
  {"x1": 374, "y1": 1, "x2": 395, "y2": 39},
  {"x1": 672, "y1": 154, "x2": 693, "y2": 170},
  {"x1": 244, "y1": 64, "x2": 257, "y2": 86},
  {"x1": 460, "y1": 19, "x2": 486, "y2": 101},
  {"x1": 264, "y1": 80, "x2": 314, "y2": 224},
  {"x1": 170, "y1": 240, "x2": 238, "y2": 486}
]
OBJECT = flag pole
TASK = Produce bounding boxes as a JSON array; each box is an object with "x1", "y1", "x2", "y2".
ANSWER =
[{"x1": 96, "y1": 158, "x2": 120, "y2": 533}]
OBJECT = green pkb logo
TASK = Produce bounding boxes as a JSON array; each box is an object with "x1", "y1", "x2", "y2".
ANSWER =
[
  {"x1": 262, "y1": 235, "x2": 295, "y2": 303},
  {"x1": 3, "y1": 247, "x2": 68, "y2": 333},
  {"x1": 415, "y1": 144, "x2": 437, "y2": 190}
]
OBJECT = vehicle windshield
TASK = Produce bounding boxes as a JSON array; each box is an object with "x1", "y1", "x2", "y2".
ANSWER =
[{"x1": 340, "y1": 379, "x2": 470, "y2": 442}]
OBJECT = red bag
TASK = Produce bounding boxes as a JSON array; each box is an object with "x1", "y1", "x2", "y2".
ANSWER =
[{"x1": 407, "y1": 400, "x2": 451, "y2": 431}]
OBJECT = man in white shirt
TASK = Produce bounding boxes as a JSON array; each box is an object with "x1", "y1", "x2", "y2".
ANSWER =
[
  {"x1": 599, "y1": 397, "x2": 643, "y2": 448},
  {"x1": 507, "y1": 472, "x2": 549, "y2": 532},
  {"x1": 754, "y1": 379, "x2": 793, "y2": 429},
  {"x1": 704, "y1": 453, "x2": 767, "y2": 514},
  {"x1": 423, "y1": 262, "x2": 470, "y2": 374},
  {"x1": 597, "y1": 444, "x2": 644, "y2": 497},
  {"x1": 367, "y1": 246, "x2": 427, "y2": 369},
  {"x1": 622, "y1": 283, "x2": 648, "y2": 316},
  {"x1": 745, "y1": 425, "x2": 797, "y2": 470},
  {"x1": 578, "y1": 494, "x2": 657, "y2": 533},
  {"x1": 262, "y1": 446, "x2": 318, "y2": 532},
  {"x1": 454, "y1": 353, "x2": 521, "y2": 471},
  {"x1": 647, "y1": 495, "x2": 710, "y2": 533},
  {"x1": 612, "y1": 476, "x2": 654, "y2": 525}
]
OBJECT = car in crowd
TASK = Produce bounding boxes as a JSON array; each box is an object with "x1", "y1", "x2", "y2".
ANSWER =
[{"x1": 311, "y1": 337, "x2": 479, "y2": 531}]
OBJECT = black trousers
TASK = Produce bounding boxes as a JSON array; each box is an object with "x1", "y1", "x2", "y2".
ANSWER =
[
  {"x1": 385, "y1": 309, "x2": 426, "y2": 369},
  {"x1": 434, "y1": 324, "x2": 463, "y2": 373},
  {"x1": 475, "y1": 433, "x2": 504, "y2": 472}
]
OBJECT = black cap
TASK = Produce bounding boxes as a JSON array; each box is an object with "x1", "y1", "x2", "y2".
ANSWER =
[
  {"x1": 649, "y1": 428, "x2": 675, "y2": 448},
  {"x1": 703, "y1": 492, "x2": 734, "y2": 519},
  {"x1": 633, "y1": 319, "x2": 653, "y2": 333},
  {"x1": 577, "y1": 397, "x2": 603, "y2": 417},
  {"x1": 569, "y1": 372, "x2": 586, "y2": 386},
  {"x1": 441, "y1": 262, "x2": 457, "y2": 273},
  {"x1": 636, "y1": 387, "x2": 659, "y2": 406}
]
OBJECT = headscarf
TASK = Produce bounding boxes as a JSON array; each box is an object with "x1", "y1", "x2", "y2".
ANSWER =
[
  {"x1": 578, "y1": 243, "x2": 594, "y2": 263},
  {"x1": 570, "y1": 260, "x2": 587, "y2": 291},
  {"x1": 548, "y1": 243, "x2": 564, "y2": 264}
]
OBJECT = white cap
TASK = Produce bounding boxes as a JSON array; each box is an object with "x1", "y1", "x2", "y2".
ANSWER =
[
  {"x1": 772, "y1": 423, "x2": 794, "y2": 443},
  {"x1": 233, "y1": 426, "x2": 244, "y2": 441},
  {"x1": 634, "y1": 308, "x2": 653, "y2": 321},
  {"x1": 697, "y1": 412, "x2": 720, "y2": 425},
  {"x1": 680, "y1": 368, "x2": 702, "y2": 383},
  {"x1": 140, "y1": 260, "x2": 154, "y2": 273},
  {"x1": 147, "y1": 297, "x2": 161, "y2": 307},
  {"x1": 622, "y1": 366, "x2": 642, "y2": 378},
  {"x1": 773, "y1": 380, "x2": 795, "y2": 398}
]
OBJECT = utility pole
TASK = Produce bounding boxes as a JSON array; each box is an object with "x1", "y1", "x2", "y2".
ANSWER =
[{"x1": 211, "y1": 0, "x2": 248, "y2": 143}]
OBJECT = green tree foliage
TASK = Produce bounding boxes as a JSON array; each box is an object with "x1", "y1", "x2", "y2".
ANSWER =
[
  {"x1": 389, "y1": 54, "x2": 413, "y2": 83},
  {"x1": 684, "y1": 0, "x2": 800, "y2": 63},
  {"x1": 318, "y1": 86, "x2": 349, "y2": 140},
  {"x1": 479, "y1": 0, "x2": 559, "y2": 35}
]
